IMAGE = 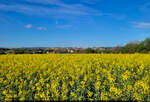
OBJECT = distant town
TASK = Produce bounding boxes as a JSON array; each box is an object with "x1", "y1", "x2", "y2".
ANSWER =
[
  {"x1": 0, "y1": 47, "x2": 113, "y2": 54},
  {"x1": 0, "y1": 37, "x2": 150, "y2": 54}
]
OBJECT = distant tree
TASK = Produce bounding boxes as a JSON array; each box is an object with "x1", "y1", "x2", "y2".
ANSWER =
[
  {"x1": 134, "y1": 38, "x2": 150, "y2": 53},
  {"x1": 121, "y1": 40, "x2": 139, "y2": 53},
  {"x1": 5, "y1": 50, "x2": 15, "y2": 54},
  {"x1": 104, "y1": 48, "x2": 113, "y2": 53},
  {"x1": 95, "y1": 49, "x2": 102, "y2": 53},
  {"x1": 144, "y1": 38, "x2": 150, "y2": 51},
  {"x1": 113, "y1": 46, "x2": 122, "y2": 53},
  {"x1": 84, "y1": 48, "x2": 96, "y2": 53},
  {"x1": 0, "y1": 51, "x2": 5, "y2": 54}
]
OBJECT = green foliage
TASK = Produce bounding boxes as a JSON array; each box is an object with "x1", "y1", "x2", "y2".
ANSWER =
[
  {"x1": 120, "y1": 37, "x2": 150, "y2": 53},
  {"x1": 84, "y1": 48, "x2": 96, "y2": 53}
]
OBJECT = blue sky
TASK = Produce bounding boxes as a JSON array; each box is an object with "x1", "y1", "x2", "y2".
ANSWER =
[{"x1": 0, "y1": 0, "x2": 150, "y2": 47}]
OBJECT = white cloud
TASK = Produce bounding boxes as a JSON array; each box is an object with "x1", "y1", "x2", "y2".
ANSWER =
[
  {"x1": 133, "y1": 22, "x2": 150, "y2": 29},
  {"x1": 24, "y1": 24, "x2": 47, "y2": 31},
  {"x1": 37, "y1": 27, "x2": 47, "y2": 31},
  {"x1": 25, "y1": 24, "x2": 32, "y2": 29}
]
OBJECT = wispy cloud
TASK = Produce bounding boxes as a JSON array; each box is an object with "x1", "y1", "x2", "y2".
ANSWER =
[
  {"x1": 0, "y1": 0, "x2": 124, "y2": 18},
  {"x1": 140, "y1": 3, "x2": 150, "y2": 11},
  {"x1": 25, "y1": 24, "x2": 32, "y2": 29},
  {"x1": 26, "y1": 0, "x2": 84, "y2": 9},
  {"x1": 37, "y1": 27, "x2": 47, "y2": 31},
  {"x1": 80, "y1": 0, "x2": 100, "y2": 4},
  {"x1": 55, "y1": 20, "x2": 72, "y2": 29},
  {"x1": 0, "y1": 0, "x2": 126, "y2": 22},
  {"x1": 70, "y1": 0, "x2": 100, "y2": 5},
  {"x1": 0, "y1": 0, "x2": 99, "y2": 16},
  {"x1": 56, "y1": 21, "x2": 58, "y2": 25},
  {"x1": 133, "y1": 22, "x2": 150, "y2": 29},
  {"x1": 100, "y1": 13, "x2": 126, "y2": 20},
  {"x1": 140, "y1": 3, "x2": 150, "y2": 17},
  {"x1": 56, "y1": 24, "x2": 72, "y2": 29}
]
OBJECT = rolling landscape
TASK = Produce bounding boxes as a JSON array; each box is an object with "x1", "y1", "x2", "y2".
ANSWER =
[{"x1": 0, "y1": 0, "x2": 150, "y2": 101}]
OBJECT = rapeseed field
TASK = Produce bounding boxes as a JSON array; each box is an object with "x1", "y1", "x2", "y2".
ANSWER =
[{"x1": 0, "y1": 54, "x2": 149, "y2": 101}]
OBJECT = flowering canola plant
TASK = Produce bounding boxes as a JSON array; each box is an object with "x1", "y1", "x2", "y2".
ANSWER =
[{"x1": 0, "y1": 54, "x2": 150, "y2": 101}]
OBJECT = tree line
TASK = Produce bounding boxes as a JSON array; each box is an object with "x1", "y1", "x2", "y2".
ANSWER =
[
  {"x1": 0, "y1": 38, "x2": 150, "y2": 54},
  {"x1": 75, "y1": 37, "x2": 150, "y2": 54},
  {"x1": 113, "y1": 37, "x2": 150, "y2": 53}
]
